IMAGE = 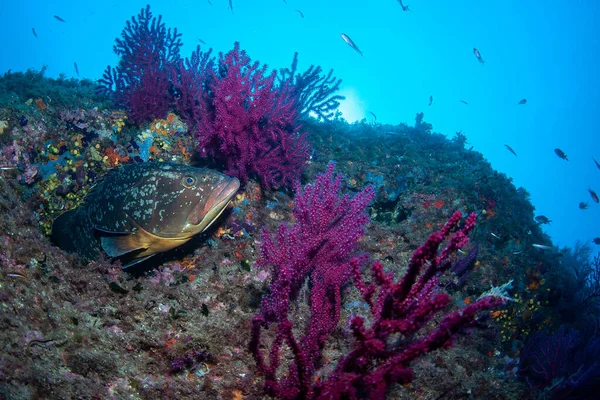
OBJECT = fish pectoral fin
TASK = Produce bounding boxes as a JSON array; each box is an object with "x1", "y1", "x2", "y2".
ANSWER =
[{"x1": 100, "y1": 234, "x2": 149, "y2": 257}]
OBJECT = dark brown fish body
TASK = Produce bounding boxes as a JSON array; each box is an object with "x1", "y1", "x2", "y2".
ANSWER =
[
  {"x1": 593, "y1": 238, "x2": 600, "y2": 245},
  {"x1": 52, "y1": 162, "x2": 239, "y2": 267},
  {"x1": 554, "y1": 148, "x2": 568, "y2": 161}
]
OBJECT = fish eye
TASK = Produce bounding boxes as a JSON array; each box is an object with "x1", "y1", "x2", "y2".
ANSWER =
[{"x1": 182, "y1": 176, "x2": 196, "y2": 187}]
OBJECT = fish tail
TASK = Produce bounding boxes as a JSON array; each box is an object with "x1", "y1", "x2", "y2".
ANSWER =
[
  {"x1": 52, "y1": 209, "x2": 98, "y2": 259},
  {"x1": 51, "y1": 210, "x2": 79, "y2": 252}
]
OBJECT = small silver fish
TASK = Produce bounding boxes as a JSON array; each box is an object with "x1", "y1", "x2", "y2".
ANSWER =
[
  {"x1": 532, "y1": 244, "x2": 553, "y2": 250},
  {"x1": 340, "y1": 33, "x2": 364, "y2": 57},
  {"x1": 490, "y1": 232, "x2": 501, "y2": 239},
  {"x1": 473, "y1": 48, "x2": 484, "y2": 64}
]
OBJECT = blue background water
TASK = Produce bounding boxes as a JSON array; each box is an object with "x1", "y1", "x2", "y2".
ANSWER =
[{"x1": 2, "y1": 0, "x2": 599, "y2": 249}]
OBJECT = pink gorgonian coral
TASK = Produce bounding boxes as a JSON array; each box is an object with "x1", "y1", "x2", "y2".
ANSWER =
[{"x1": 194, "y1": 42, "x2": 310, "y2": 190}]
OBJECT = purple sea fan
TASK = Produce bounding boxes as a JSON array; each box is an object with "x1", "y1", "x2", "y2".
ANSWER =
[
  {"x1": 250, "y1": 162, "x2": 375, "y2": 398},
  {"x1": 257, "y1": 161, "x2": 375, "y2": 323},
  {"x1": 313, "y1": 211, "x2": 506, "y2": 399},
  {"x1": 97, "y1": 4, "x2": 182, "y2": 125},
  {"x1": 194, "y1": 42, "x2": 310, "y2": 190},
  {"x1": 169, "y1": 45, "x2": 215, "y2": 127},
  {"x1": 251, "y1": 204, "x2": 507, "y2": 399},
  {"x1": 277, "y1": 52, "x2": 345, "y2": 120}
]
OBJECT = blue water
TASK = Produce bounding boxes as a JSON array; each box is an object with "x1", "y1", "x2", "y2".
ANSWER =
[{"x1": 2, "y1": 0, "x2": 599, "y2": 249}]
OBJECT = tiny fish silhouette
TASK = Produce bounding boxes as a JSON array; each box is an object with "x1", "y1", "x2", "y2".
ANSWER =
[
  {"x1": 589, "y1": 188, "x2": 599, "y2": 203},
  {"x1": 504, "y1": 144, "x2": 517, "y2": 157},
  {"x1": 535, "y1": 215, "x2": 551, "y2": 224},
  {"x1": 295, "y1": 10, "x2": 304, "y2": 18},
  {"x1": 428, "y1": 95, "x2": 433, "y2": 106},
  {"x1": 473, "y1": 48, "x2": 484, "y2": 64},
  {"x1": 554, "y1": 148, "x2": 568, "y2": 161},
  {"x1": 518, "y1": 98, "x2": 527, "y2": 105},
  {"x1": 460, "y1": 100, "x2": 469, "y2": 105},
  {"x1": 54, "y1": 15, "x2": 66, "y2": 22},
  {"x1": 74, "y1": 62, "x2": 79, "y2": 77},
  {"x1": 341, "y1": 33, "x2": 364, "y2": 57},
  {"x1": 32, "y1": 28, "x2": 38, "y2": 38},
  {"x1": 397, "y1": 0, "x2": 410, "y2": 11}
]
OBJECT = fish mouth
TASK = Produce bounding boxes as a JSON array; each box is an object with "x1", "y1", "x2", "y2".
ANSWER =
[{"x1": 188, "y1": 177, "x2": 240, "y2": 232}]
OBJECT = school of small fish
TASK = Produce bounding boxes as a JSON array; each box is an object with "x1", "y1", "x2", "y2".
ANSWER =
[{"x1": 36, "y1": 0, "x2": 600, "y2": 256}]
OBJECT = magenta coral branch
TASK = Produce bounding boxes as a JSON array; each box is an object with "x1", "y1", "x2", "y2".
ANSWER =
[
  {"x1": 194, "y1": 42, "x2": 310, "y2": 189},
  {"x1": 97, "y1": 5, "x2": 182, "y2": 124},
  {"x1": 250, "y1": 162, "x2": 374, "y2": 399},
  {"x1": 251, "y1": 197, "x2": 506, "y2": 399},
  {"x1": 313, "y1": 211, "x2": 505, "y2": 399}
]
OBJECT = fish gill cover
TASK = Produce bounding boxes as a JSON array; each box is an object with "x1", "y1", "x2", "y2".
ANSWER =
[{"x1": 0, "y1": 3, "x2": 600, "y2": 400}]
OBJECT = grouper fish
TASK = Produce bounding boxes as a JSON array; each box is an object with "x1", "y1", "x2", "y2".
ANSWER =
[{"x1": 52, "y1": 162, "x2": 240, "y2": 268}]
